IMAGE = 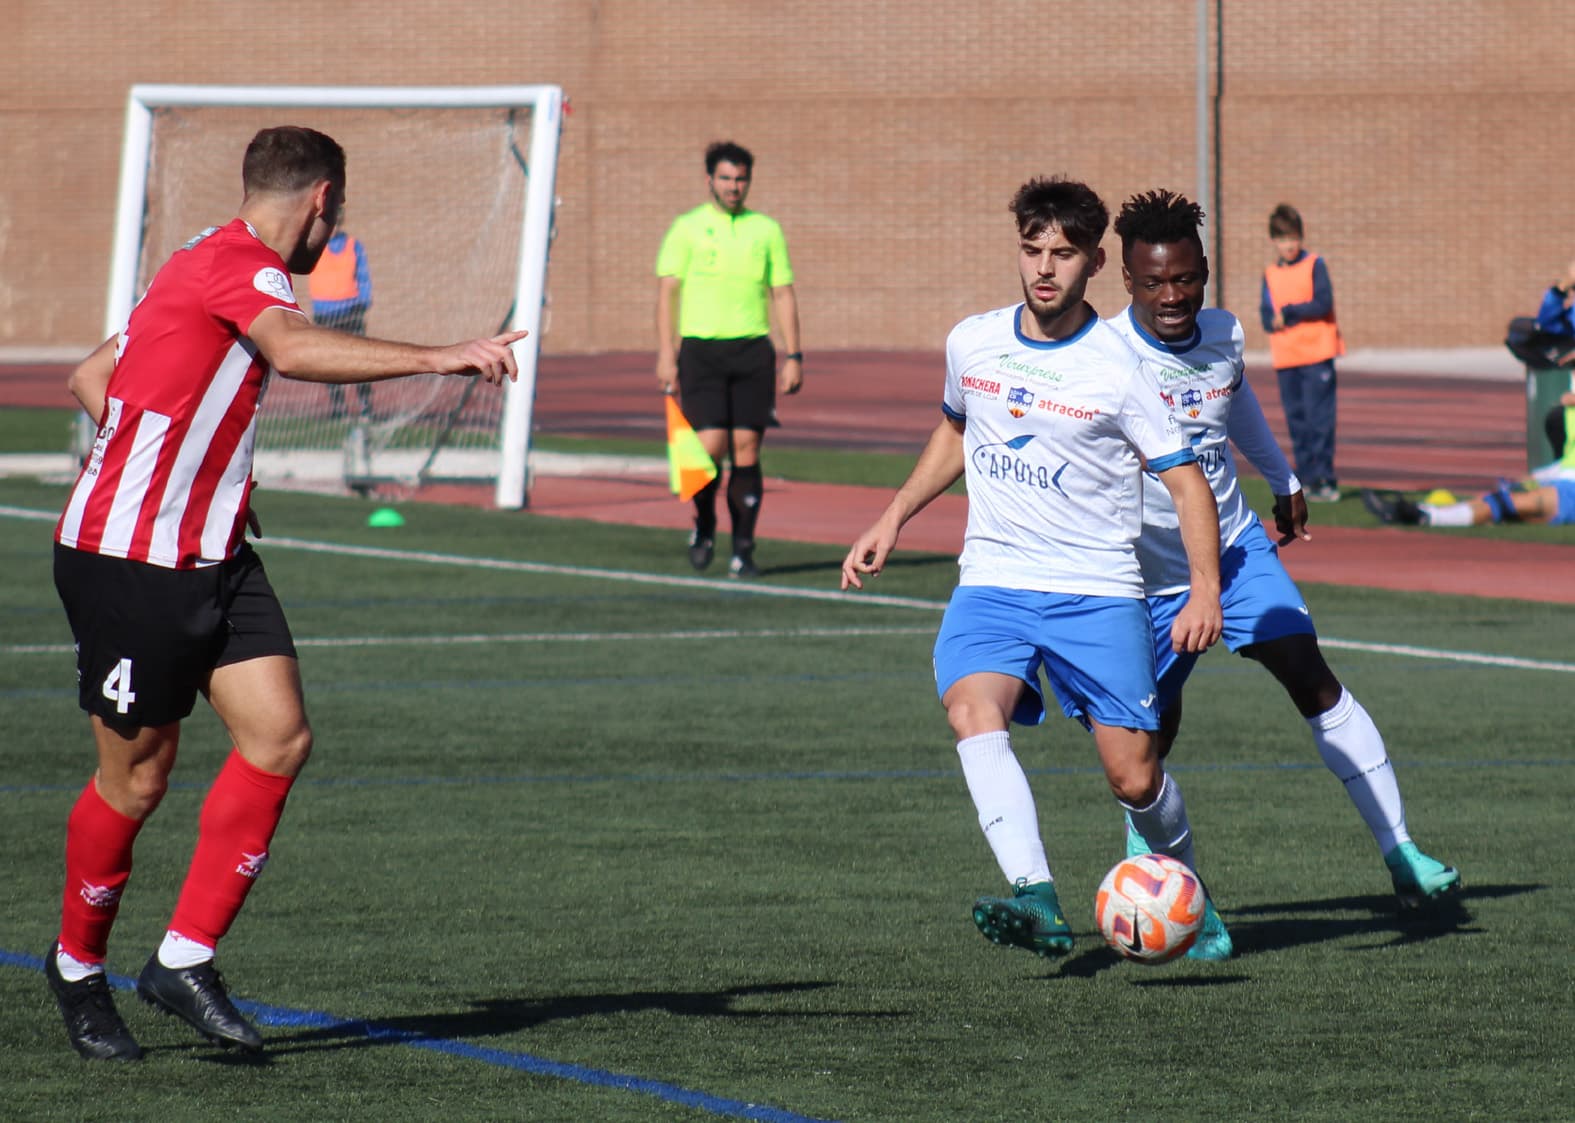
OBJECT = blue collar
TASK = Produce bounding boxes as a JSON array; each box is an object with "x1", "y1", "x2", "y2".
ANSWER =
[
  {"x1": 1012, "y1": 304, "x2": 1098, "y2": 349},
  {"x1": 1123, "y1": 306, "x2": 1202, "y2": 354}
]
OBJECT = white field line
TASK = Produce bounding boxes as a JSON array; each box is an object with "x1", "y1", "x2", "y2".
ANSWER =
[
  {"x1": 5, "y1": 503, "x2": 1574, "y2": 674},
  {"x1": 259, "y1": 535, "x2": 949, "y2": 609},
  {"x1": 1316, "y1": 637, "x2": 1575, "y2": 674}
]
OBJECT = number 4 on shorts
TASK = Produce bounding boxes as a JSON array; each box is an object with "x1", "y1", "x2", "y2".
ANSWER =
[{"x1": 101, "y1": 657, "x2": 137, "y2": 715}]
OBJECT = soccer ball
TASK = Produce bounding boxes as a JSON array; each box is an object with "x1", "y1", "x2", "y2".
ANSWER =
[{"x1": 1094, "y1": 853, "x2": 1206, "y2": 964}]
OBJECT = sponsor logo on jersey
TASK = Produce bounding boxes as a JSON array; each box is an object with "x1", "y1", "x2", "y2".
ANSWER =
[
  {"x1": 1035, "y1": 397, "x2": 1103, "y2": 421},
  {"x1": 1206, "y1": 385, "x2": 1234, "y2": 401},
  {"x1": 1160, "y1": 390, "x2": 1176, "y2": 408},
  {"x1": 1153, "y1": 361, "x2": 1211, "y2": 382},
  {"x1": 995, "y1": 354, "x2": 1067, "y2": 385},
  {"x1": 83, "y1": 421, "x2": 115, "y2": 478},
  {"x1": 1189, "y1": 430, "x2": 1226, "y2": 471},
  {"x1": 1180, "y1": 388, "x2": 1203, "y2": 418},
  {"x1": 972, "y1": 434, "x2": 1059, "y2": 491},
  {"x1": 253, "y1": 267, "x2": 297, "y2": 304},
  {"x1": 1007, "y1": 386, "x2": 1034, "y2": 417},
  {"x1": 961, "y1": 374, "x2": 1002, "y2": 398}
]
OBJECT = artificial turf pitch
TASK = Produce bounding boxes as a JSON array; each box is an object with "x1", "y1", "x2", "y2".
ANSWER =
[{"x1": 1, "y1": 476, "x2": 1569, "y2": 1121}]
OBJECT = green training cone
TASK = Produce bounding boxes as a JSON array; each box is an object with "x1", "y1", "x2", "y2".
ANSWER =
[{"x1": 367, "y1": 507, "x2": 406, "y2": 528}]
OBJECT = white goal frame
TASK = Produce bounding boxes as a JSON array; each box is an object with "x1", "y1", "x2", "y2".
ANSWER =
[{"x1": 105, "y1": 83, "x2": 564, "y2": 509}]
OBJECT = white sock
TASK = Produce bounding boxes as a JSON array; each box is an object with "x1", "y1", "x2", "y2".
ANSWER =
[
  {"x1": 1308, "y1": 688, "x2": 1409, "y2": 854},
  {"x1": 1121, "y1": 772, "x2": 1198, "y2": 871},
  {"x1": 54, "y1": 945, "x2": 104, "y2": 982},
  {"x1": 157, "y1": 930, "x2": 215, "y2": 970},
  {"x1": 956, "y1": 731, "x2": 1052, "y2": 887},
  {"x1": 1422, "y1": 503, "x2": 1472, "y2": 526}
]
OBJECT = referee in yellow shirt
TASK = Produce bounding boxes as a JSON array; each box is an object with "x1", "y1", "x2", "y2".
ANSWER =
[{"x1": 656, "y1": 141, "x2": 803, "y2": 578}]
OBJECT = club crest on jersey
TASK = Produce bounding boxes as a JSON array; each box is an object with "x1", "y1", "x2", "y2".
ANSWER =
[
  {"x1": 252, "y1": 267, "x2": 296, "y2": 304},
  {"x1": 1180, "y1": 387, "x2": 1203, "y2": 418},
  {"x1": 1006, "y1": 387, "x2": 1034, "y2": 417}
]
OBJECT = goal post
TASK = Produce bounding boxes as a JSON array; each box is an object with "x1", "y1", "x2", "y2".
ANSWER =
[{"x1": 101, "y1": 83, "x2": 564, "y2": 509}]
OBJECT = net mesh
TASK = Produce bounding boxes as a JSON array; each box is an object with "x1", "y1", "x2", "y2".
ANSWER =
[{"x1": 140, "y1": 105, "x2": 532, "y2": 492}]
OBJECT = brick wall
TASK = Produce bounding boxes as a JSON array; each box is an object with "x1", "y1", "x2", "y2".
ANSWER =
[{"x1": 2, "y1": 0, "x2": 1572, "y2": 356}]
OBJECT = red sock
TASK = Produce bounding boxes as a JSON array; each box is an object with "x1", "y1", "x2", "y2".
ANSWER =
[
  {"x1": 167, "y1": 750, "x2": 296, "y2": 948},
  {"x1": 58, "y1": 780, "x2": 145, "y2": 964}
]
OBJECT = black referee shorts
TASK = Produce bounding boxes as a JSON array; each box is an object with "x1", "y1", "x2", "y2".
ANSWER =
[
  {"x1": 677, "y1": 336, "x2": 780, "y2": 432},
  {"x1": 53, "y1": 541, "x2": 297, "y2": 729}
]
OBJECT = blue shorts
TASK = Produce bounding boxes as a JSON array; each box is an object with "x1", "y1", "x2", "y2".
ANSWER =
[
  {"x1": 1148, "y1": 521, "x2": 1317, "y2": 709},
  {"x1": 1551, "y1": 480, "x2": 1575, "y2": 524},
  {"x1": 933, "y1": 586, "x2": 1160, "y2": 730}
]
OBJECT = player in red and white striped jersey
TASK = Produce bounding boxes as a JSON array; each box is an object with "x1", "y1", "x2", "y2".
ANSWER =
[
  {"x1": 45, "y1": 126, "x2": 526, "y2": 1062},
  {"x1": 58, "y1": 217, "x2": 303, "y2": 568}
]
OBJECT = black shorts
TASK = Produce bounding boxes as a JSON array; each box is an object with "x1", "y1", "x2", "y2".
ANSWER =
[
  {"x1": 53, "y1": 542, "x2": 297, "y2": 729},
  {"x1": 677, "y1": 336, "x2": 780, "y2": 432}
]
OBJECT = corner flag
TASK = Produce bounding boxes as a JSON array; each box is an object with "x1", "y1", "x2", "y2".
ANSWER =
[{"x1": 665, "y1": 395, "x2": 717, "y2": 501}]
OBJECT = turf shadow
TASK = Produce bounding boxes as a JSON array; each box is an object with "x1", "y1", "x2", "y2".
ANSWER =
[
  {"x1": 1037, "y1": 884, "x2": 1523, "y2": 977},
  {"x1": 260, "y1": 979, "x2": 906, "y2": 1056},
  {"x1": 1051, "y1": 944, "x2": 1251, "y2": 984},
  {"x1": 1211, "y1": 883, "x2": 1532, "y2": 955}
]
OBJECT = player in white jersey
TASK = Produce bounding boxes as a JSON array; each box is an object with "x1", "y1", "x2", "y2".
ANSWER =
[
  {"x1": 842, "y1": 177, "x2": 1225, "y2": 960},
  {"x1": 1108, "y1": 189, "x2": 1460, "y2": 930},
  {"x1": 45, "y1": 127, "x2": 525, "y2": 1063}
]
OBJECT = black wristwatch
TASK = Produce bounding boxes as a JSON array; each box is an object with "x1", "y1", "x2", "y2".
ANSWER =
[{"x1": 785, "y1": 352, "x2": 803, "y2": 361}]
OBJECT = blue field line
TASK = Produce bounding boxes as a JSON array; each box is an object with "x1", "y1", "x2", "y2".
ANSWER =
[{"x1": 1, "y1": 948, "x2": 836, "y2": 1123}]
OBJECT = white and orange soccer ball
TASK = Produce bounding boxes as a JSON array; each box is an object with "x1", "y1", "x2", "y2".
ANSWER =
[{"x1": 1095, "y1": 853, "x2": 1206, "y2": 964}]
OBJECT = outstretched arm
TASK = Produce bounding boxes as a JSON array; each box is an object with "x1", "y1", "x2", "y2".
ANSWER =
[
  {"x1": 1156, "y1": 462, "x2": 1222, "y2": 653},
  {"x1": 246, "y1": 307, "x2": 524, "y2": 386},
  {"x1": 842, "y1": 415, "x2": 965, "y2": 590}
]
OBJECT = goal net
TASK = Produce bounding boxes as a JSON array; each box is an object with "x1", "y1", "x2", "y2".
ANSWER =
[{"x1": 101, "y1": 85, "x2": 563, "y2": 508}]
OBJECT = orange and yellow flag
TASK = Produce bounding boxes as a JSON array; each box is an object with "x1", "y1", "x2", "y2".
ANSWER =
[{"x1": 665, "y1": 395, "x2": 717, "y2": 501}]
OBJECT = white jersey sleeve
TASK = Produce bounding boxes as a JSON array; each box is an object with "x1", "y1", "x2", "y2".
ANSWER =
[{"x1": 1226, "y1": 377, "x2": 1299, "y2": 495}]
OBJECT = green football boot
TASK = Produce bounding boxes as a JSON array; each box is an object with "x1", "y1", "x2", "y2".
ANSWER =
[
  {"x1": 1384, "y1": 841, "x2": 1462, "y2": 909},
  {"x1": 1185, "y1": 894, "x2": 1234, "y2": 961},
  {"x1": 972, "y1": 879, "x2": 1074, "y2": 958}
]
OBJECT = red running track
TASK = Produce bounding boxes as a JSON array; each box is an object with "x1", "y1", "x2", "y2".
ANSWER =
[{"x1": 6, "y1": 354, "x2": 1571, "y2": 603}]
